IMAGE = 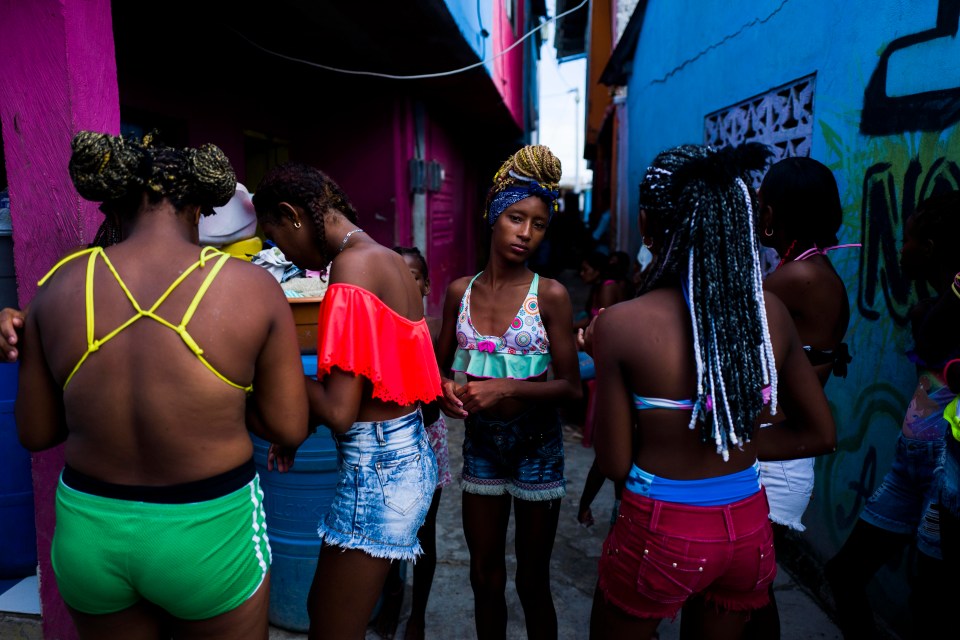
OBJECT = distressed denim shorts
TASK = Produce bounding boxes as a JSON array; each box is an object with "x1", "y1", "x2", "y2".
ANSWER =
[
  {"x1": 598, "y1": 487, "x2": 775, "y2": 620},
  {"x1": 319, "y1": 409, "x2": 438, "y2": 561},
  {"x1": 461, "y1": 406, "x2": 565, "y2": 501},
  {"x1": 759, "y1": 457, "x2": 815, "y2": 532},
  {"x1": 860, "y1": 433, "x2": 944, "y2": 559},
  {"x1": 936, "y1": 436, "x2": 960, "y2": 519}
]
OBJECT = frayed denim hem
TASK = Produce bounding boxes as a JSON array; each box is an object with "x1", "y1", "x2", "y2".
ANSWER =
[
  {"x1": 318, "y1": 525, "x2": 423, "y2": 563},
  {"x1": 767, "y1": 514, "x2": 806, "y2": 532},
  {"x1": 507, "y1": 484, "x2": 566, "y2": 502},
  {"x1": 460, "y1": 477, "x2": 510, "y2": 496}
]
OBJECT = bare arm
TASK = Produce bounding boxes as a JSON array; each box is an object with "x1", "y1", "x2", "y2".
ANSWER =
[
  {"x1": 592, "y1": 306, "x2": 635, "y2": 481},
  {"x1": 436, "y1": 278, "x2": 469, "y2": 418},
  {"x1": 246, "y1": 268, "x2": 310, "y2": 449},
  {"x1": 15, "y1": 296, "x2": 67, "y2": 451},
  {"x1": 757, "y1": 293, "x2": 837, "y2": 460}
]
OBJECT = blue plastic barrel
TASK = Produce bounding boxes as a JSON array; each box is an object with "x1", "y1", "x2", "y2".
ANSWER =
[
  {"x1": 253, "y1": 355, "x2": 338, "y2": 632},
  {"x1": 0, "y1": 361, "x2": 37, "y2": 578}
]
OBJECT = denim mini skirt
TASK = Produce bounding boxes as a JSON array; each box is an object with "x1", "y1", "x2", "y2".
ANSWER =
[{"x1": 319, "y1": 409, "x2": 438, "y2": 561}]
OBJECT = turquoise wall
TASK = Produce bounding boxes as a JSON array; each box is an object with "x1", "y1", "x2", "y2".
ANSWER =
[{"x1": 621, "y1": 0, "x2": 960, "y2": 634}]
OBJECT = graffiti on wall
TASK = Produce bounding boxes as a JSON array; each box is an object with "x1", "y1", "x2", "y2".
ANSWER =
[
  {"x1": 856, "y1": 152, "x2": 960, "y2": 324},
  {"x1": 861, "y1": 0, "x2": 960, "y2": 135},
  {"x1": 817, "y1": 120, "x2": 960, "y2": 547}
]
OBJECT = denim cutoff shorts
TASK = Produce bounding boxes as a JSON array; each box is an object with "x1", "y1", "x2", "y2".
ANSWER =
[
  {"x1": 598, "y1": 487, "x2": 775, "y2": 621},
  {"x1": 759, "y1": 457, "x2": 815, "y2": 532},
  {"x1": 461, "y1": 406, "x2": 565, "y2": 501},
  {"x1": 860, "y1": 433, "x2": 944, "y2": 559},
  {"x1": 319, "y1": 409, "x2": 438, "y2": 562},
  {"x1": 937, "y1": 435, "x2": 960, "y2": 519}
]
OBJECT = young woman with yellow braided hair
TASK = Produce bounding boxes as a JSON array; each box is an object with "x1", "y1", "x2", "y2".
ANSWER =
[
  {"x1": 15, "y1": 131, "x2": 309, "y2": 639},
  {"x1": 436, "y1": 144, "x2": 581, "y2": 640}
]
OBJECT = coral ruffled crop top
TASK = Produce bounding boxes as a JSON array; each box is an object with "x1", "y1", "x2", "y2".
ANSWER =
[{"x1": 316, "y1": 283, "x2": 442, "y2": 405}]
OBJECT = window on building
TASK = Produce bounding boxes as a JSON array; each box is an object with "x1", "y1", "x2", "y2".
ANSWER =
[{"x1": 704, "y1": 73, "x2": 816, "y2": 161}]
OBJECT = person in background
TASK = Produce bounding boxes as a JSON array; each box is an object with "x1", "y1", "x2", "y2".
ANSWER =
[
  {"x1": 826, "y1": 190, "x2": 959, "y2": 639},
  {"x1": 252, "y1": 163, "x2": 440, "y2": 640},
  {"x1": 16, "y1": 131, "x2": 308, "y2": 639},
  {"x1": 607, "y1": 250, "x2": 634, "y2": 302},
  {"x1": 371, "y1": 246, "x2": 453, "y2": 640},
  {"x1": 738, "y1": 155, "x2": 856, "y2": 640},
  {"x1": 587, "y1": 143, "x2": 835, "y2": 640},
  {"x1": 436, "y1": 144, "x2": 581, "y2": 640},
  {"x1": 573, "y1": 251, "x2": 626, "y2": 447}
]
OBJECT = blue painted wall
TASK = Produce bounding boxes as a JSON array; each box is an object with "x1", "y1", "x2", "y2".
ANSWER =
[
  {"x1": 444, "y1": 0, "x2": 496, "y2": 74},
  {"x1": 619, "y1": 0, "x2": 960, "y2": 635}
]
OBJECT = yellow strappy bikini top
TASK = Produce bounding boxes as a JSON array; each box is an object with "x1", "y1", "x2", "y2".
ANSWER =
[{"x1": 37, "y1": 246, "x2": 253, "y2": 393}]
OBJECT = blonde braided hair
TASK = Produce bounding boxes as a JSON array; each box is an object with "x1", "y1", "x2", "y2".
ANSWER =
[{"x1": 485, "y1": 144, "x2": 562, "y2": 224}]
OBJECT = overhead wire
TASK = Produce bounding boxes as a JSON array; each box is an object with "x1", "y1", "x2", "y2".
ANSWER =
[{"x1": 229, "y1": 0, "x2": 589, "y2": 81}]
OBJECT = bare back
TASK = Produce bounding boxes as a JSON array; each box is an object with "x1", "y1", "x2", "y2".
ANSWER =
[
  {"x1": 592, "y1": 287, "x2": 834, "y2": 482},
  {"x1": 21, "y1": 239, "x2": 307, "y2": 485},
  {"x1": 763, "y1": 256, "x2": 849, "y2": 385},
  {"x1": 326, "y1": 241, "x2": 427, "y2": 420}
]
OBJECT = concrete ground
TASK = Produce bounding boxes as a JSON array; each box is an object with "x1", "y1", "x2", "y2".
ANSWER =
[{"x1": 269, "y1": 417, "x2": 844, "y2": 640}]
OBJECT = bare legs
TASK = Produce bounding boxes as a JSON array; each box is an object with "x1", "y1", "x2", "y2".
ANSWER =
[
  {"x1": 308, "y1": 544, "x2": 392, "y2": 640},
  {"x1": 68, "y1": 574, "x2": 271, "y2": 640},
  {"x1": 404, "y1": 487, "x2": 443, "y2": 640},
  {"x1": 462, "y1": 491, "x2": 562, "y2": 640},
  {"x1": 590, "y1": 583, "x2": 747, "y2": 640}
]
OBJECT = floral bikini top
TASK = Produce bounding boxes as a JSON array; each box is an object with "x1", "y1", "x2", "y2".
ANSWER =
[{"x1": 452, "y1": 272, "x2": 551, "y2": 380}]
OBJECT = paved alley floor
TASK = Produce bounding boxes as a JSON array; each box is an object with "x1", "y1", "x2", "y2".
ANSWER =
[{"x1": 269, "y1": 416, "x2": 844, "y2": 640}]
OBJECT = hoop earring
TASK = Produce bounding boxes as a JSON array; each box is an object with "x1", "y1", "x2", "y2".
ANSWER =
[
  {"x1": 294, "y1": 220, "x2": 302, "y2": 229},
  {"x1": 642, "y1": 237, "x2": 654, "y2": 248},
  {"x1": 763, "y1": 227, "x2": 774, "y2": 237}
]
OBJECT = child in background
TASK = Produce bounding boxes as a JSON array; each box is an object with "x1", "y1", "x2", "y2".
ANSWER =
[{"x1": 372, "y1": 246, "x2": 453, "y2": 640}]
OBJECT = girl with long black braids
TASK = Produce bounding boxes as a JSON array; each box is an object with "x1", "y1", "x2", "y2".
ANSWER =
[{"x1": 587, "y1": 143, "x2": 835, "y2": 640}]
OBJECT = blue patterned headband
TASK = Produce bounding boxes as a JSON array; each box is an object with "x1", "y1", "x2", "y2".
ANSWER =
[{"x1": 487, "y1": 171, "x2": 560, "y2": 226}]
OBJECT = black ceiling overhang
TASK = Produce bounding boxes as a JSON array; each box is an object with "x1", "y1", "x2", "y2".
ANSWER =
[
  {"x1": 111, "y1": 0, "x2": 522, "y2": 141},
  {"x1": 599, "y1": 0, "x2": 648, "y2": 86},
  {"x1": 554, "y1": 0, "x2": 588, "y2": 60}
]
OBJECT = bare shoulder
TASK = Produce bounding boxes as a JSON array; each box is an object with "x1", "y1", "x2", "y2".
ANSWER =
[
  {"x1": 445, "y1": 275, "x2": 473, "y2": 299},
  {"x1": 535, "y1": 276, "x2": 572, "y2": 307},
  {"x1": 224, "y1": 255, "x2": 287, "y2": 288}
]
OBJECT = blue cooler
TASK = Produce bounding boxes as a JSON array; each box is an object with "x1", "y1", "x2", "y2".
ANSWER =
[
  {"x1": 0, "y1": 361, "x2": 37, "y2": 578},
  {"x1": 253, "y1": 355, "x2": 338, "y2": 632}
]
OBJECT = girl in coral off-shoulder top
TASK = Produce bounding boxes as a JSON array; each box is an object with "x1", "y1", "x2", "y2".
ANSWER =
[
  {"x1": 436, "y1": 145, "x2": 581, "y2": 640},
  {"x1": 252, "y1": 163, "x2": 441, "y2": 640}
]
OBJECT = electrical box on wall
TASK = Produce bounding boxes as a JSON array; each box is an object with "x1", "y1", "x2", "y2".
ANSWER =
[{"x1": 409, "y1": 158, "x2": 445, "y2": 194}]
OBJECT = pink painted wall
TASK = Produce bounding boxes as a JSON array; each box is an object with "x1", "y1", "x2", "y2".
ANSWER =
[
  {"x1": 492, "y1": 0, "x2": 526, "y2": 131},
  {"x1": 293, "y1": 101, "x2": 404, "y2": 249},
  {"x1": 0, "y1": 1, "x2": 120, "y2": 638}
]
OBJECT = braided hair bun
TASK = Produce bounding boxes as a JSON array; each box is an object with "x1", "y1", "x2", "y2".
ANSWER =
[
  {"x1": 69, "y1": 131, "x2": 148, "y2": 202},
  {"x1": 69, "y1": 131, "x2": 236, "y2": 212},
  {"x1": 484, "y1": 145, "x2": 562, "y2": 224}
]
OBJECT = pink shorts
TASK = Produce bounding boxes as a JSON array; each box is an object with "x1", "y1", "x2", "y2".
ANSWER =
[{"x1": 597, "y1": 487, "x2": 775, "y2": 620}]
